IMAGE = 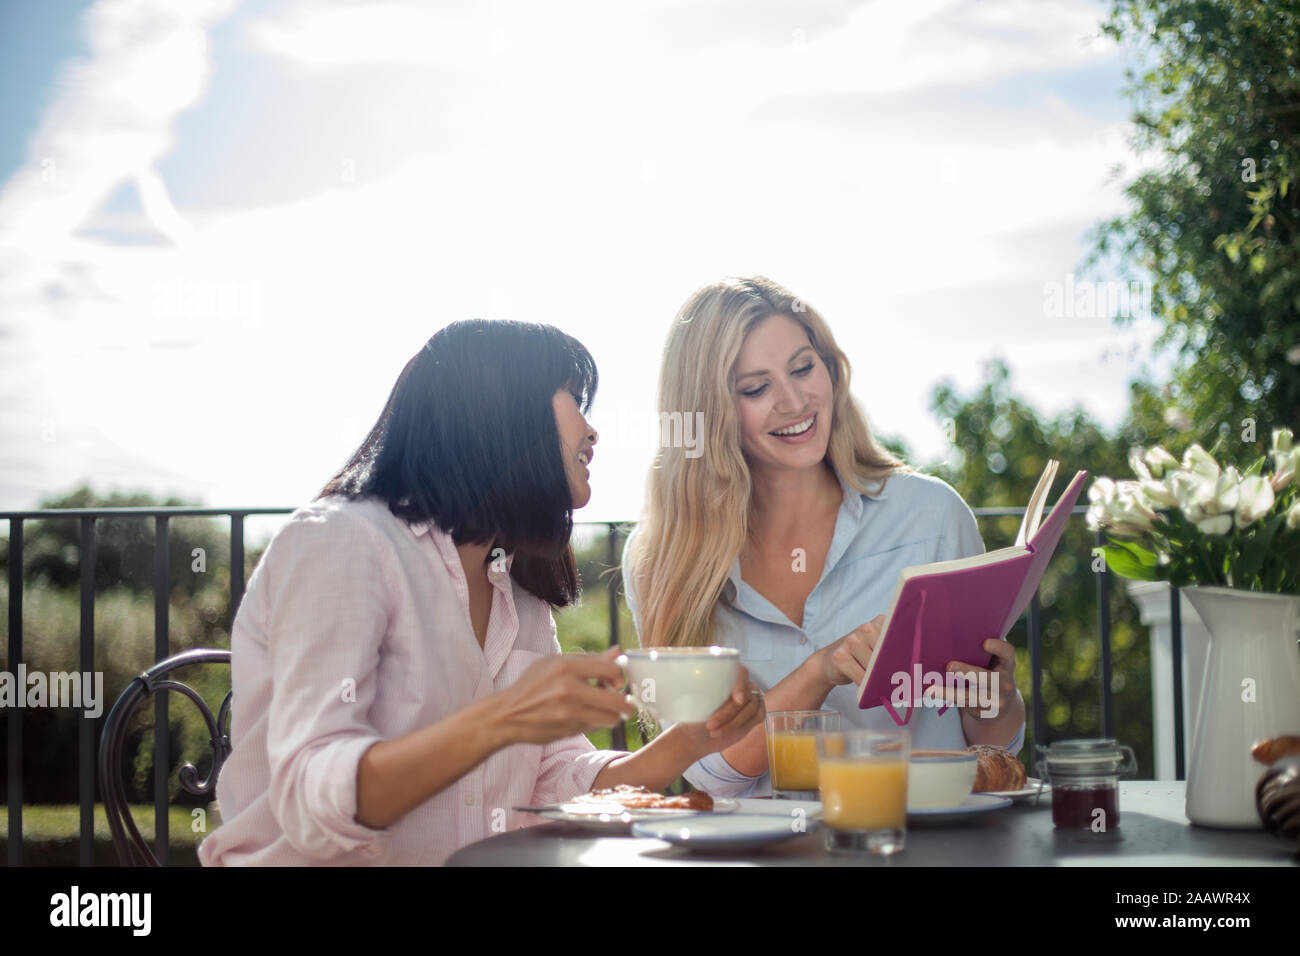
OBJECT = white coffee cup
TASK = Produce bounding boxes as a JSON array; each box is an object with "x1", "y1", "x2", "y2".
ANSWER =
[
  {"x1": 616, "y1": 647, "x2": 740, "y2": 724},
  {"x1": 907, "y1": 749, "x2": 978, "y2": 809}
]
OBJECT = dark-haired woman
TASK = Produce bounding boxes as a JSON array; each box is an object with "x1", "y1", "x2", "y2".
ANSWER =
[{"x1": 199, "y1": 320, "x2": 764, "y2": 866}]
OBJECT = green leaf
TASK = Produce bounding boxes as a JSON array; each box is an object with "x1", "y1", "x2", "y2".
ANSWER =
[
  {"x1": 1101, "y1": 544, "x2": 1161, "y2": 581},
  {"x1": 1111, "y1": 537, "x2": 1160, "y2": 567}
]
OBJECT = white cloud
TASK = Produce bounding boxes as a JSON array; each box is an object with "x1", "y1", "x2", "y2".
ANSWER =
[{"x1": 0, "y1": 0, "x2": 1156, "y2": 513}]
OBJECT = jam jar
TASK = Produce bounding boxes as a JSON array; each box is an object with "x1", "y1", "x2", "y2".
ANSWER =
[{"x1": 1035, "y1": 739, "x2": 1137, "y2": 830}]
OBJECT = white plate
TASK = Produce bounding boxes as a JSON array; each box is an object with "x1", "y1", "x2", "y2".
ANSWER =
[
  {"x1": 632, "y1": 814, "x2": 815, "y2": 851},
  {"x1": 523, "y1": 798, "x2": 739, "y2": 833},
  {"x1": 732, "y1": 798, "x2": 822, "y2": 819},
  {"x1": 907, "y1": 793, "x2": 1012, "y2": 824},
  {"x1": 984, "y1": 777, "x2": 1051, "y2": 801}
]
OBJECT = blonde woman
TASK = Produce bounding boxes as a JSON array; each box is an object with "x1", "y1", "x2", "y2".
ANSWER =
[{"x1": 622, "y1": 277, "x2": 1025, "y2": 797}]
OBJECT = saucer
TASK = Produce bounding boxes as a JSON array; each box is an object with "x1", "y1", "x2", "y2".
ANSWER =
[{"x1": 907, "y1": 793, "x2": 1012, "y2": 824}]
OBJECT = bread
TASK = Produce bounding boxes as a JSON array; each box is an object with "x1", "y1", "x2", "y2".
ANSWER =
[{"x1": 967, "y1": 745, "x2": 1026, "y2": 791}]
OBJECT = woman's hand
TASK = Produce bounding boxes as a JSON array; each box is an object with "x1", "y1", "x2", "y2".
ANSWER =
[
  {"x1": 591, "y1": 665, "x2": 765, "y2": 792},
  {"x1": 930, "y1": 638, "x2": 1018, "y2": 720},
  {"x1": 492, "y1": 648, "x2": 635, "y2": 746},
  {"x1": 810, "y1": 614, "x2": 886, "y2": 688},
  {"x1": 926, "y1": 638, "x2": 1026, "y2": 750},
  {"x1": 673, "y1": 666, "x2": 766, "y2": 758}
]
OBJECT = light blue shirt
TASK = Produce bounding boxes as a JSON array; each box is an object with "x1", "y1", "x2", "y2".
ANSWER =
[{"x1": 621, "y1": 468, "x2": 1026, "y2": 798}]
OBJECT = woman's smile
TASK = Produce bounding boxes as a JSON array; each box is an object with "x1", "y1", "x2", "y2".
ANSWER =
[{"x1": 769, "y1": 412, "x2": 818, "y2": 443}]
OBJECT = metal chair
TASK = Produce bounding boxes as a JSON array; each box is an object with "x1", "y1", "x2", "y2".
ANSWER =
[{"x1": 98, "y1": 648, "x2": 232, "y2": 866}]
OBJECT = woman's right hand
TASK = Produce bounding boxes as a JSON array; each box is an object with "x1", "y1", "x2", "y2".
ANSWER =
[
  {"x1": 494, "y1": 649, "x2": 636, "y2": 746},
  {"x1": 811, "y1": 614, "x2": 887, "y2": 688}
]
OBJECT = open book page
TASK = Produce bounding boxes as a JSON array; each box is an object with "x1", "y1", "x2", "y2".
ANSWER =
[
  {"x1": 998, "y1": 469, "x2": 1088, "y2": 636},
  {"x1": 1027, "y1": 460, "x2": 1060, "y2": 541},
  {"x1": 1015, "y1": 460, "x2": 1059, "y2": 547}
]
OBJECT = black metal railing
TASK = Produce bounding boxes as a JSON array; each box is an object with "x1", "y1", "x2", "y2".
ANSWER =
[
  {"x1": 2, "y1": 504, "x2": 1186, "y2": 866},
  {"x1": 3, "y1": 506, "x2": 289, "y2": 867}
]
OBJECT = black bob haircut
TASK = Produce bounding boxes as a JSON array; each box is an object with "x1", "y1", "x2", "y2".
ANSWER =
[{"x1": 318, "y1": 319, "x2": 598, "y2": 607}]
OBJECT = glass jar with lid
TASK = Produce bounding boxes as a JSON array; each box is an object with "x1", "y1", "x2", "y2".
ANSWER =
[{"x1": 1035, "y1": 738, "x2": 1137, "y2": 830}]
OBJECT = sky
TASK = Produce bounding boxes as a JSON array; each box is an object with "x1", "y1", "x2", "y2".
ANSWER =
[{"x1": 0, "y1": 0, "x2": 1168, "y2": 535}]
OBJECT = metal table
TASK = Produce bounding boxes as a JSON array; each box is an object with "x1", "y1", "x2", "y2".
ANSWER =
[{"x1": 446, "y1": 782, "x2": 1299, "y2": 866}]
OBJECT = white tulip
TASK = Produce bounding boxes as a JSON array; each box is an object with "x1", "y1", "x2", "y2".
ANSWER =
[
  {"x1": 1144, "y1": 446, "x2": 1179, "y2": 478},
  {"x1": 1272, "y1": 447, "x2": 1298, "y2": 491},
  {"x1": 1129, "y1": 448, "x2": 1152, "y2": 481},
  {"x1": 1170, "y1": 470, "x2": 1215, "y2": 522},
  {"x1": 1234, "y1": 475, "x2": 1275, "y2": 529},
  {"x1": 1141, "y1": 477, "x2": 1179, "y2": 507},
  {"x1": 1274, "y1": 428, "x2": 1294, "y2": 456},
  {"x1": 1088, "y1": 477, "x2": 1117, "y2": 505},
  {"x1": 1182, "y1": 444, "x2": 1220, "y2": 479},
  {"x1": 1211, "y1": 469, "x2": 1240, "y2": 514},
  {"x1": 1094, "y1": 481, "x2": 1157, "y2": 536},
  {"x1": 1196, "y1": 514, "x2": 1234, "y2": 535},
  {"x1": 1288, "y1": 500, "x2": 1300, "y2": 531}
]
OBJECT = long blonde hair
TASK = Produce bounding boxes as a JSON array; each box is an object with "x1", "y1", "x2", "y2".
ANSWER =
[{"x1": 626, "y1": 276, "x2": 907, "y2": 647}]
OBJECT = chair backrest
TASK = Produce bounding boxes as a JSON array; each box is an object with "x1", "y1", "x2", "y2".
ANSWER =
[{"x1": 98, "y1": 648, "x2": 232, "y2": 867}]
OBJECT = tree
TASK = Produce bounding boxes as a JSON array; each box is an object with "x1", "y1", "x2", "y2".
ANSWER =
[
  {"x1": 1094, "y1": 0, "x2": 1300, "y2": 454},
  {"x1": 5, "y1": 486, "x2": 229, "y2": 599}
]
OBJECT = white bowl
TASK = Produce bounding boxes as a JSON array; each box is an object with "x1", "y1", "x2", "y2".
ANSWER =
[
  {"x1": 617, "y1": 647, "x2": 740, "y2": 724},
  {"x1": 907, "y1": 749, "x2": 978, "y2": 810}
]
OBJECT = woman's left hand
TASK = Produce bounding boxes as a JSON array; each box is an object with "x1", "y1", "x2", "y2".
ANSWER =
[{"x1": 930, "y1": 638, "x2": 1018, "y2": 720}]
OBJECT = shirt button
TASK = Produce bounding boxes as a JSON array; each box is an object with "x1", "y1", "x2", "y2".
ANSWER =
[
  {"x1": 798, "y1": 634, "x2": 808, "y2": 645},
  {"x1": 360, "y1": 845, "x2": 383, "y2": 859},
  {"x1": 464, "y1": 794, "x2": 475, "y2": 806}
]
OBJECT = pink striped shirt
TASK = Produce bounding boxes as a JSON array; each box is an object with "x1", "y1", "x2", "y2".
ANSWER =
[{"x1": 198, "y1": 495, "x2": 623, "y2": 866}]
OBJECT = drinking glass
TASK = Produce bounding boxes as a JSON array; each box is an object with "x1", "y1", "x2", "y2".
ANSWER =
[
  {"x1": 765, "y1": 710, "x2": 841, "y2": 799},
  {"x1": 816, "y1": 728, "x2": 910, "y2": 855}
]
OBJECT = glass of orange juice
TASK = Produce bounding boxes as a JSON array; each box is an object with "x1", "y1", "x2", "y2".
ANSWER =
[
  {"x1": 816, "y1": 729, "x2": 910, "y2": 855},
  {"x1": 765, "y1": 710, "x2": 841, "y2": 799}
]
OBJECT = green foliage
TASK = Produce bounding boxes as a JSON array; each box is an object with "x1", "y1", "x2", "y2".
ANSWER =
[
  {"x1": 556, "y1": 527, "x2": 648, "y2": 751},
  {"x1": 4, "y1": 485, "x2": 231, "y2": 598},
  {"x1": 927, "y1": 361, "x2": 1154, "y2": 776},
  {"x1": 1093, "y1": 0, "x2": 1300, "y2": 447},
  {"x1": 1, "y1": 486, "x2": 247, "y2": 804}
]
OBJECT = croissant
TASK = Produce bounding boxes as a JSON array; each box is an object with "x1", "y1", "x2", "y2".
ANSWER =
[
  {"x1": 967, "y1": 745, "x2": 1027, "y2": 791},
  {"x1": 1251, "y1": 735, "x2": 1300, "y2": 766}
]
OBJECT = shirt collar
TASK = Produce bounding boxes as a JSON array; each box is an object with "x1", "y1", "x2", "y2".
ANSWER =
[{"x1": 409, "y1": 520, "x2": 515, "y2": 583}]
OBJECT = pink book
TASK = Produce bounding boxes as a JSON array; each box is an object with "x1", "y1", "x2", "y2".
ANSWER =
[{"x1": 855, "y1": 464, "x2": 1088, "y2": 725}]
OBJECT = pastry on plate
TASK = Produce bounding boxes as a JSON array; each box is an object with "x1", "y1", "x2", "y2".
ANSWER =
[{"x1": 966, "y1": 745, "x2": 1027, "y2": 791}]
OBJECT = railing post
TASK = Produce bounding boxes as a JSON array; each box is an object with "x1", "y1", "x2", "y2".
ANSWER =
[
  {"x1": 1028, "y1": 592, "x2": 1043, "y2": 753},
  {"x1": 7, "y1": 518, "x2": 23, "y2": 867},
  {"x1": 1095, "y1": 530, "x2": 1114, "y2": 738},
  {"x1": 79, "y1": 516, "x2": 96, "y2": 866},
  {"x1": 154, "y1": 516, "x2": 171, "y2": 865},
  {"x1": 606, "y1": 522, "x2": 626, "y2": 751},
  {"x1": 230, "y1": 513, "x2": 245, "y2": 629}
]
